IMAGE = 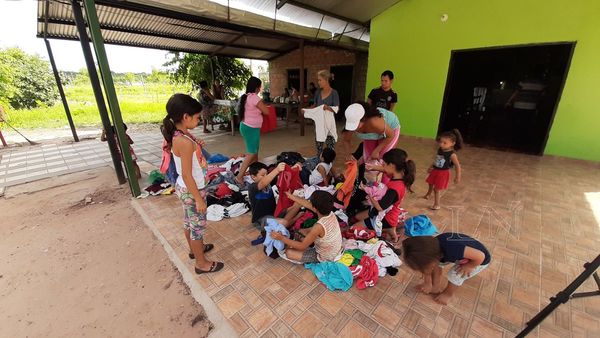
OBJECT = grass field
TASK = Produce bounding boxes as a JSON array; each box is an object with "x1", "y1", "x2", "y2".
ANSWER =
[{"x1": 2, "y1": 82, "x2": 192, "y2": 129}]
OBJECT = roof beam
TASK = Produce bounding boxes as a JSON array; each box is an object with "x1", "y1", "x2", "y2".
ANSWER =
[
  {"x1": 39, "y1": 18, "x2": 285, "y2": 54},
  {"x1": 94, "y1": 0, "x2": 303, "y2": 43},
  {"x1": 276, "y1": 0, "x2": 289, "y2": 10},
  {"x1": 279, "y1": 0, "x2": 367, "y2": 27},
  {"x1": 210, "y1": 33, "x2": 244, "y2": 57},
  {"x1": 35, "y1": 33, "x2": 276, "y2": 60}
]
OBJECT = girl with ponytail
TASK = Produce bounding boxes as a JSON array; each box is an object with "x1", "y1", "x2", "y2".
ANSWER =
[
  {"x1": 352, "y1": 148, "x2": 416, "y2": 243},
  {"x1": 423, "y1": 128, "x2": 463, "y2": 210},
  {"x1": 161, "y1": 93, "x2": 224, "y2": 274},
  {"x1": 236, "y1": 76, "x2": 270, "y2": 184}
]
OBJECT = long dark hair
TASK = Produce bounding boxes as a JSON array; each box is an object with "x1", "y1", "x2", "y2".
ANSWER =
[
  {"x1": 238, "y1": 76, "x2": 262, "y2": 121},
  {"x1": 382, "y1": 148, "x2": 416, "y2": 192},
  {"x1": 437, "y1": 128, "x2": 464, "y2": 151},
  {"x1": 356, "y1": 100, "x2": 383, "y2": 120},
  {"x1": 161, "y1": 93, "x2": 203, "y2": 148}
]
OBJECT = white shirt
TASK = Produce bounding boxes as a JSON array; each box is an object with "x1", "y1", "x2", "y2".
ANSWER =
[
  {"x1": 309, "y1": 162, "x2": 332, "y2": 186},
  {"x1": 173, "y1": 135, "x2": 206, "y2": 189},
  {"x1": 303, "y1": 104, "x2": 339, "y2": 142}
]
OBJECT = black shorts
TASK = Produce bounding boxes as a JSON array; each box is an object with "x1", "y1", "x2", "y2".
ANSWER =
[{"x1": 363, "y1": 207, "x2": 394, "y2": 229}]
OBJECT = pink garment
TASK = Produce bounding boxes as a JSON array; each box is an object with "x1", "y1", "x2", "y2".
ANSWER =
[
  {"x1": 243, "y1": 93, "x2": 263, "y2": 128},
  {"x1": 160, "y1": 139, "x2": 170, "y2": 174},
  {"x1": 362, "y1": 127, "x2": 401, "y2": 184},
  {"x1": 363, "y1": 183, "x2": 388, "y2": 206}
]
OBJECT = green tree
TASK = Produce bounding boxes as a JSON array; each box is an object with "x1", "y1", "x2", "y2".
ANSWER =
[
  {"x1": 0, "y1": 47, "x2": 58, "y2": 109},
  {"x1": 165, "y1": 53, "x2": 252, "y2": 99},
  {"x1": 147, "y1": 67, "x2": 169, "y2": 83}
]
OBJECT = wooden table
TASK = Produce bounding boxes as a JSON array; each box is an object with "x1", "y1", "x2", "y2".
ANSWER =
[{"x1": 268, "y1": 102, "x2": 306, "y2": 136}]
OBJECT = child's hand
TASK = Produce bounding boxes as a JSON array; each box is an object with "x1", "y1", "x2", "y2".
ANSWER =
[
  {"x1": 365, "y1": 163, "x2": 374, "y2": 171},
  {"x1": 454, "y1": 176, "x2": 461, "y2": 184},
  {"x1": 270, "y1": 231, "x2": 283, "y2": 241},
  {"x1": 371, "y1": 150, "x2": 381, "y2": 160},
  {"x1": 285, "y1": 191, "x2": 294, "y2": 199},
  {"x1": 276, "y1": 162, "x2": 286, "y2": 173},
  {"x1": 456, "y1": 262, "x2": 475, "y2": 278},
  {"x1": 195, "y1": 199, "x2": 207, "y2": 214}
]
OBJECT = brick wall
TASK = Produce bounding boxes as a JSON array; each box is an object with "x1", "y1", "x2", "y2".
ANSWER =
[{"x1": 268, "y1": 45, "x2": 366, "y2": 102}]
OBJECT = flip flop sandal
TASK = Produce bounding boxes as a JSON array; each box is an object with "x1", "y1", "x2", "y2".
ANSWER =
[
  {"x1": 188, "y1": 244, "x2": 215, "y2": 259},
  {"x1": 430, "y1": 206, "x2": 441, "y2": 210},
  {"x1": 195, "y1": 262, "x2": 224, "y2": 274}
]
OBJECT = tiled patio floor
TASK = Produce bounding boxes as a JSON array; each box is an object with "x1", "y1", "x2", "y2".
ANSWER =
[
  {"x1": 0, "y1": 128, "x2": 235, "y2": 188},
  {"x1": 135, "y1": 131, "x2": 600, "y2": 337}
]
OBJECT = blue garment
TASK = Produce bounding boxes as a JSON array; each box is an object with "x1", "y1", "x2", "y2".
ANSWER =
[
  {"x1": 208, "y1": 153, "x2": 230, "y2": 164},
  {"x1": 304, "y1": 262, "x2": 353, "y2": 291},
  {"x1": 437, "y1": 233, "x2": 492, "y2": 265},
  {"x1": 263, "y1": 219, "x2": 290, "y2": 256},
  {"x1": 404, "y1": 214, "x2": 438, "y2": 237},
  {"x1": 165, "y1": 153, "x2": 179, "y2": 185},
  {"x1": 201, "y1": 147, "x2": 211, "y2": 160}
]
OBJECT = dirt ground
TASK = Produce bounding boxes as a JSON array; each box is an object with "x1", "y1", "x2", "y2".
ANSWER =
[{"x1": 0, "y1": 168, "x2": 211, "y2": 337}]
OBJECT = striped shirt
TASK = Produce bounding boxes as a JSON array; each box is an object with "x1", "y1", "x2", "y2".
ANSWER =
[{"x1": 314, "y1": 212, "x2": 343, "y2": 262}]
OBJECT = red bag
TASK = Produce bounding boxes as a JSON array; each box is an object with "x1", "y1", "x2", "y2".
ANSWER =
[{"x1": 274, "y1": 164, "x2": 303, "y2": 216}]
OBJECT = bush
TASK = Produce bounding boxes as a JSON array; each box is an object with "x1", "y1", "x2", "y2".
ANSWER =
[{"x1": 0, "y1": 47, "x2": 58, "y2": 109}]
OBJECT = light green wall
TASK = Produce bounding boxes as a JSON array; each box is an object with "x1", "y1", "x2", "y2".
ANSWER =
[{"x1": 368, "y1": 0, "x2": 600, "y2": 161}]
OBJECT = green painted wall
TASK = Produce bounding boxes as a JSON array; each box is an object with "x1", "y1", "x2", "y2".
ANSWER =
[{"x1": 368, "y1": 0, "x2": 600, "y2": 161}]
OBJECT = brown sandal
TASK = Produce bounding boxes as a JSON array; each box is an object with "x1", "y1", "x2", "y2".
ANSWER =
[
  {"x1": 189, "y1": 244, "x2": 214, "y2": 259},
  {"x1": 195, "y1": 261, "x2": 224, "y2": 274}
]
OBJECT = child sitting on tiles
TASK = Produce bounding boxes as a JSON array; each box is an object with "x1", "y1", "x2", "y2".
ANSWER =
[
  {"x1": 300, "y1": 147, "x2": 337, "y2": 186},
  {"x1": 402, "y1": 233, "x2": 491, "y2": 305},
  {"x1": 351, "y1": 149, "x2": 415, "y2": 243},
  {"x1": 270, "y1": 191, "x2": 343, "y2": 263}
]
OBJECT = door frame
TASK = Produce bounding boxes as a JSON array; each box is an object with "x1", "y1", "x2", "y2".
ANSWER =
[{"x1": 437, "y1": 41, "x2": 577, "y2": 155}]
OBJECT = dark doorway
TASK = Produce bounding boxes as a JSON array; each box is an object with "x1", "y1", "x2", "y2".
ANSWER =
[
  {"x1": 287, "y1": 68, "x2": 308, "y2": 92},
  {"x1": 330, "y1": 65, "x2": 354, "y2": 120},
  {"x1": 438, "y1": 42, "x2": 575, "y2": 155}
]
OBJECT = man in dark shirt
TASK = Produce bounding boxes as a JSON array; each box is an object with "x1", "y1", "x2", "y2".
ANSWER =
[{"x1": 367, "y1": 70, "x2": 398, "y2": 111}]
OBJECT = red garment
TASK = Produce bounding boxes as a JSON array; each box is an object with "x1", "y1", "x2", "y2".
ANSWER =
[
  {"x1": 335, "y1": 161, "x2": 358, "y2": 209},
  {"x1": 384, "y1": 179, "x2": 407, "y2": 227},
  {"x1": 350, "y1": 256, "x2": 379, "y2": 289},
  {"x1": 215, "y1": 182, "x2": 233, "y2": 198},
  {"x1": 342, "y1": 225, "x2": 376, "y2": 240},
  {"x1": 261, "y1": 106, "x2": 277, "y2": 134},
  {"x1": 293, "y1": 211, "x2": 315, "y2": 230},
  {"x1": 426, "y1": 168, "x2": 450, "y2": 190},
  {"x1": 160, "y1": 139, "x2": 170, "y2": 174},
  {"x1": 274, "y1": 164, "x2": 303, "y2": 216}
]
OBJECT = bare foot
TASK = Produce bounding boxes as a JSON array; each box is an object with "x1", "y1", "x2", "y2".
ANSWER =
[
  {"x1": 434, "y1": 291, "x2": 452, "y2": 305},
  {"x1": 416, "y1": 283, "x2": 432, "y2": 294},
  {"x1": 430, "y1": 205, "x2": 441, "y2": 210},
  {"x1": 422, "y1": 194, "x2": 431, "y2": 200}
]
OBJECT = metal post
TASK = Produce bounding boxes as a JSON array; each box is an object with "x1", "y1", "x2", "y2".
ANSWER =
[
  {"x1": 71, "y1": 0, "x2": 126, "y2": 185},
  {"x1": 299, "y1": 39, "x2": 305, "y2": 137},
  {"x1": 44, "y1": 39, "x2": 79, "y2": 142},
  {"x1": 82, "y1": 0, "x2": 141, "y2": 197}
]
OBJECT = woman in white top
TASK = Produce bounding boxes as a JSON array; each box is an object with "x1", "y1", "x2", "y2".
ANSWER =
[
  {"x1": 271, "y1": 191, "x2": 343, "y2": 263},
  {"x1": 162, "y1": 94, "x2": 223, "y2": 274}
]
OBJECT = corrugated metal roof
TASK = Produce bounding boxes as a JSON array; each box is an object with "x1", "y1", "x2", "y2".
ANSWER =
[{"x1": 37, "y1": 0, "x2": 368, "y2": 60}]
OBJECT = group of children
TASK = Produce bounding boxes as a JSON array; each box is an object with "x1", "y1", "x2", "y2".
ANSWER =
[{"x1": 158, "y1": 71, "x2": 490, "y2": 305}]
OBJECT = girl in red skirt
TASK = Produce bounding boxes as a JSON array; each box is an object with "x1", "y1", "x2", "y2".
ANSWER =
[{"x1": 424, "y1": 129, "x2": 463, "y2": 210}]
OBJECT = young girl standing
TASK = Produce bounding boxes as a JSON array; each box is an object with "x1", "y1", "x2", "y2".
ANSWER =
[
  {"x1": 424, "y1": 129, "x2": 463, "y2": 210},
  {"x1": 353, "y1": 149, "x2": 415, "y2": 243},
  {"x1": 236, "y1": 76, "x2": 270, "y2": 184},
  {"x1": 162, "y1": 94, "x2": 223, "y2": 274}
]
